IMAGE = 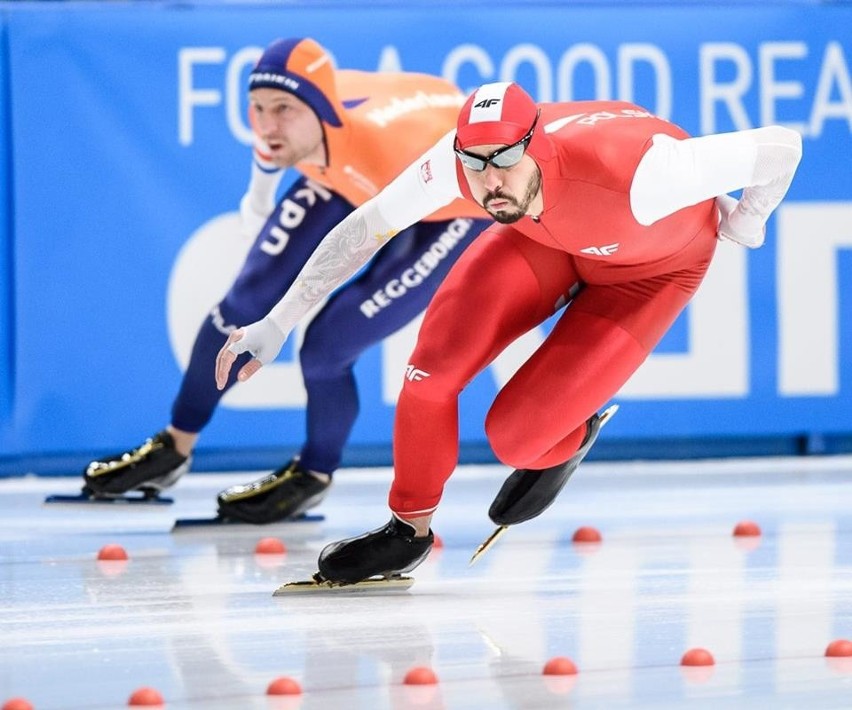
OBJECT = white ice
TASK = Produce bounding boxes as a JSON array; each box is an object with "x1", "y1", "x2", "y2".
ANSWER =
[{"x1": 2, "y1": 457, "x2": 851, "y2": 709}]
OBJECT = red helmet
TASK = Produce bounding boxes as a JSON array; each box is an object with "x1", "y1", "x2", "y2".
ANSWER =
[{"x1": 456, "y1": 82, "x2": 551, "y2": 165}]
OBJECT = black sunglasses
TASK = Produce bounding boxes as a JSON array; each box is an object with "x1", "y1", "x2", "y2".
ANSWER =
[{"x1": 454, "y1": 111, "x2": 539, "y2": 172}]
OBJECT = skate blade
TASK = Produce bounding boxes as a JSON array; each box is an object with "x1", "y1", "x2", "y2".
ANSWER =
[
  {"x1": 599, "y1": 403, "x2": 619, "y2": 426},
  {"x1": 171, "y1": 513, "x2": 324, "y2": 532},
  {"x1": 273, "y1": 574, "x2": 415, "y2": 595},
  {"x1": 44, "y1": 492, "x2": 173, "y2": 506},
  {"x1": 469, "y1": 525, "x2": 509, "y2": 566}
]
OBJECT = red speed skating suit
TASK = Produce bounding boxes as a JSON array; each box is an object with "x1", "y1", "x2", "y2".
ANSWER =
[
  {"x1": 254, "y1": 94, "x2": 802, "y2": 519},
  {"x1": 391, "y1": 101, "x2": 718, "y2": 515}
]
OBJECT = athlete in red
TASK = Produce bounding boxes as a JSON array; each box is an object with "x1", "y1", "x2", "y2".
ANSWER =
[{"x1": 217, "y1": 82, "x2": 802, "y2": 583}]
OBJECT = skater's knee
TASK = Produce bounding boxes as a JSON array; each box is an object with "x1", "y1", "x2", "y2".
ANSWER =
[{"x1": 485, "y1": 403, "x2": 545, "y2": 469}]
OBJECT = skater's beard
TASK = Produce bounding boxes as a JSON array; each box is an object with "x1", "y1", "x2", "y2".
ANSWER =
[{"x1": 483, "y1": 171, "x2": 541, "y2": 224}]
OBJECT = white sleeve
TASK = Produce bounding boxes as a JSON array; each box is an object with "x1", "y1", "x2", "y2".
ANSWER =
[
  {"x1": 375, "y1": 130, "x2": 464, "y2": 225},
  {"x1": 630, "y1": 126, "x2": 802, "y2": 245},
  {"x1": 265, "y1": 131, "x2": 461, "y2": 337},
  {"x1": 239, "y1": 154, "x2": 285, "y2": 240},
  {"x1": 245, "y1": 136, "x2": 285, "y2": 213}
]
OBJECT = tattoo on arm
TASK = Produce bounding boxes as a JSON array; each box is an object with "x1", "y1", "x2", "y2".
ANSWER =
[{"x1": 269, "y1": 209, "x2": 396, "y2": 334}]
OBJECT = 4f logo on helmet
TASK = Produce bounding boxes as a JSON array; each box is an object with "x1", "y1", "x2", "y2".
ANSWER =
[{"x1": 474, "y1": 98, "x2": 501, "y2": 109}]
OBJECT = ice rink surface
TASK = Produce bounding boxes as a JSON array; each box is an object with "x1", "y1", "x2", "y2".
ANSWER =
[{"x1": 2, "y1": 456, "x2": 851, "y2": 709}]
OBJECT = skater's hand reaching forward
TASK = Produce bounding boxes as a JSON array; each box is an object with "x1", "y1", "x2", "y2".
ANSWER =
[
  {"x1": 215, "y1": 317, "x2": 287, "y2": 389},
  {"x1": 715, "y1": 194, "x2": 765, "y2": 248}
]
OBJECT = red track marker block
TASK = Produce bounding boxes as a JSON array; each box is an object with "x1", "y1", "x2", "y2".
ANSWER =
[
  {"x1": 572, "y1": 526, "x2": 602, "y2": 543},
  {"x1": 681, "y1": 648, "x2": 715, "y2": 666},
  {"x1": 97, "y1": 544, "x2": 129, "y2": 561},
  {"x1": 255, "y1": 537, "x2": 287, "y2": 555},
  {"x1": 128, "y1": 687, "x2": 164, "y2": 706},
  {"x1": 732, "y1": 521, "x2": 761, "y2": 537},
  {"x1": 3, "y1": 698, "x2": 34, "y2": 710},
  {"x1": 403, "y1": 667, "x2": 438, "y2": 685},
  {"x1": 825, "y1": 639, "x2": 852, "y2": 657},
  {"x1": 543, "y1": 656, "x2": 578, "y2": 675},
  {"x1": 266, "y1": 677, "x2": 302, "y2": 695}
]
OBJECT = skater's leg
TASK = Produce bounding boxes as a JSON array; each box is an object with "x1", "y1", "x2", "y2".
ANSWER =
[
  {"x1": 388, "y1": 226, "x2": 581, "y2": 517},
  {"x1": 85, "y1": 178, "x2": 351, "y2": 497},
  {"x1": 171, "y1": 177, "x2": 352, "y2": 433},
  {"x1": 486, "y1": 261, "x2": 714, "y2": 469},
  {"x1": 484, "y1": 228, "x2": 716, "y2": 525},
  {"x1": 316, "y1": 227, "x2": 581, "y2": 582}
]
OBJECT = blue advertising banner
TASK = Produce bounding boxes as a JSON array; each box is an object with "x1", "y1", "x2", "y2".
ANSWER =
[
  {"x1": 0, "y1": 17, "x2": 10, "y2": 423},
  {"x1": 0, "y1": 2, "x2": 850, "y2": 472}
]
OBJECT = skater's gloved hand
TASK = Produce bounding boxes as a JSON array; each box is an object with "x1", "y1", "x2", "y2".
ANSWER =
[
  {"x1": 215, "y1": 317, "x2": 287, "y2": 390},
  {"x1": 716, "y1": 194, "x2": 765, "y2": 249}
]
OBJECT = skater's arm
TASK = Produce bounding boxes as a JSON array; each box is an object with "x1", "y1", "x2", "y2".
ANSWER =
[
  {"x1": 630, "y1": 125, "x2": 802, "y2": 247},
  {"x1": 215, "y1": 131, "x2": 463, "y2": 388},
  {"x1": 239, "y1": 136, "x2": 285, "y2": 240}
]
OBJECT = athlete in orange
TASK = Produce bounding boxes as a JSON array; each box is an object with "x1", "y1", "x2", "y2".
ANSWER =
[
  {"x1": 217, "y1": 81, "x2": 802, "y2": 582},
  {"x1": 81, "y1": 37, "x2": 490, "y2": 524}
]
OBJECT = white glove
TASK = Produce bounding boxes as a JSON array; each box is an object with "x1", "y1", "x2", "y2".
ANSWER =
[
  {"x1": 716, "y1": 194, "x2": 765, "y2": 249},
  {"x1": 227, "y1": 316, "x2": 288, "y2": 365},
  {"x1": 716, "y1": 127, "x2": 801, "y2": 249}
]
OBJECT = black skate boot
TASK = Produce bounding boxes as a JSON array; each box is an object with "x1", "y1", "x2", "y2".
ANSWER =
[
  {"x1": 317, "y1": 516, "x2": 434, "y2": 585},
  {"x1": 216, "y1": 459, "x2": 331, "y2": 525},
  {"x1": 83, "y1": 430, "x2": 190, "y2": 499},
  {"x1": 488, "y1": 404, "x2": 619, "y2": 526}
]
